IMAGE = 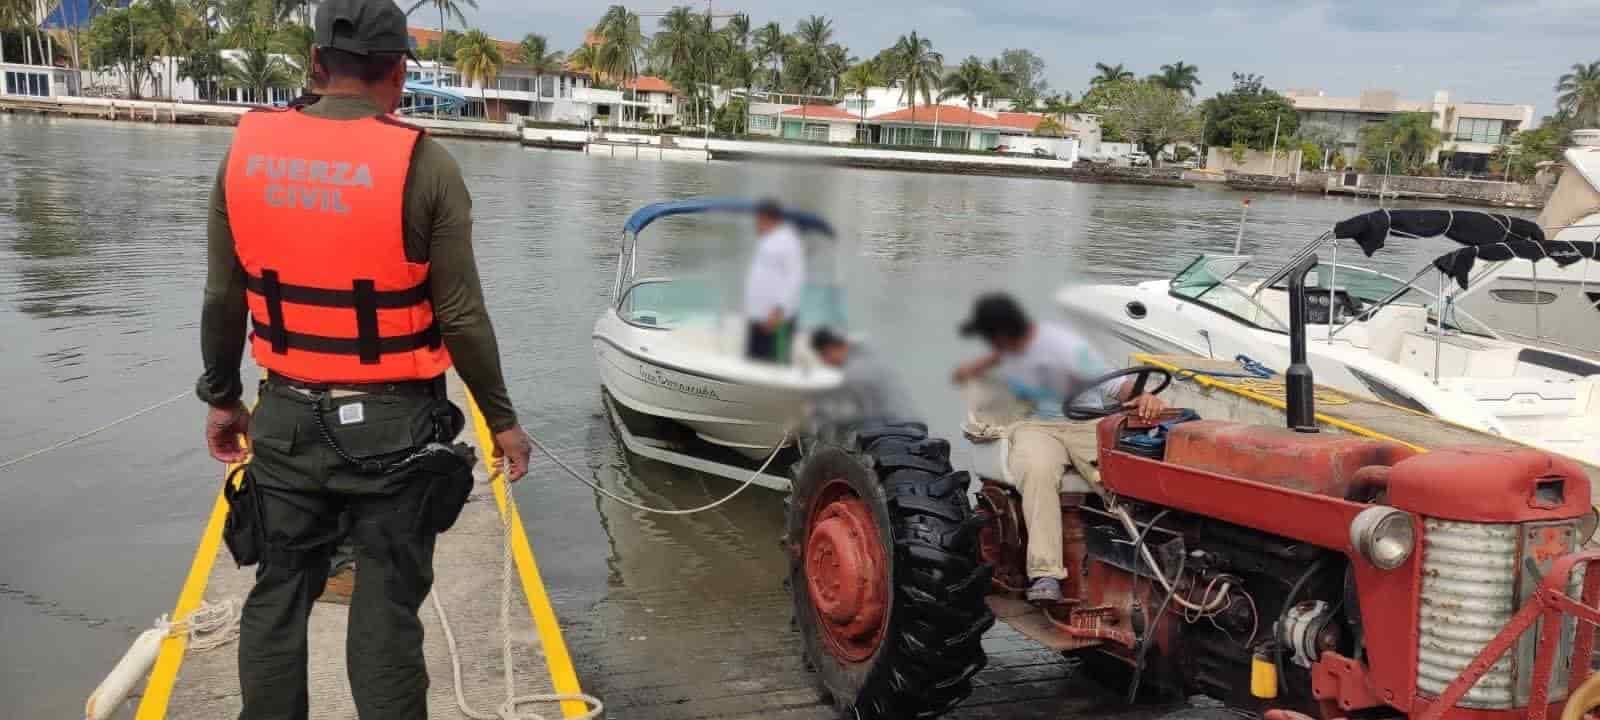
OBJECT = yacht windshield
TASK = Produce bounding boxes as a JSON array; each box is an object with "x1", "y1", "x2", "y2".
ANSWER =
[{"x1": 1169, "y1": 255, "x2": 1290, "y2": 332}]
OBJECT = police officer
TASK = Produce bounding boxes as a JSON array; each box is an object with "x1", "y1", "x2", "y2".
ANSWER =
[{"x1": 196, "y1": 0, "x2": 532, "y2": 716}]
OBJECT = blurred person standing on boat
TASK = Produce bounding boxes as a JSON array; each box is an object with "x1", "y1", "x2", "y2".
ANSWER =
[
  {"x1": 195, "y1": 0, "x2": 532, "y2": 716},
  {"x1": 744, "y1": 198, "x2": 806, "y2": 363}
]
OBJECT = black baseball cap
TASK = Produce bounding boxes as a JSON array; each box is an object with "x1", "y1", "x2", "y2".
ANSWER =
[
  {"x1": 958, "y1": 293, "x2": 1030, "y2": 340},
  {"x1": 315, "y1": 0, "x2": 420, "y2": 62}
]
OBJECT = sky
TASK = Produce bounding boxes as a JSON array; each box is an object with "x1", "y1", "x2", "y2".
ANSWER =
[{"x1": 444, "y1": 0, "x2": 1600, "y2": 118}]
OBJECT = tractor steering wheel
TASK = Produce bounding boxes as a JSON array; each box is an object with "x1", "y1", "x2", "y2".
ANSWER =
[{"x1": 1061, "y1": 366, "x2": 1174, "y2": 421}]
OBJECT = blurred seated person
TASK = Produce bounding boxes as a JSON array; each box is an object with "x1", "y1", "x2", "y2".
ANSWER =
[
  {"x1": 744, "y1": 198, "x2": 805, "y2": 363},
  {"x1": 952, "y1": 293, "x2": 1165, "y2": 604}
]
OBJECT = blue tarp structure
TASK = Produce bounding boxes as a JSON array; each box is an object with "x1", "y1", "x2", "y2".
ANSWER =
[
  {"x1": 41, "y1": 0, "x2": 126, "y2": 30},
  {"x1": 400, "y1": 80, "x2": 469, "y2": 116},
  {"x1": 623, "y1": 198, "x2": 837, "y2": 237}
]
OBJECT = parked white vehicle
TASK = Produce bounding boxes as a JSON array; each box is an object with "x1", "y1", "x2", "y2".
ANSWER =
[{"x1": 1057, "y1": 208, "x2": 1600, "y2": 466}]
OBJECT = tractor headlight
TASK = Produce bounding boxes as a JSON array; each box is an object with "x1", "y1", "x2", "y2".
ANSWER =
[{"x1": 1350, "y1": 506, "x2": 1415, "y2": 571}]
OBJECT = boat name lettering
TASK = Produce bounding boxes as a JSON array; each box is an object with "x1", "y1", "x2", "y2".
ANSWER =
[{"x1": 640, "y1": 364, "x2": 719, "y2": 400}]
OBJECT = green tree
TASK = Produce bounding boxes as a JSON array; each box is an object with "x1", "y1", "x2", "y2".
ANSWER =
[
  {"x1": 752, "y1": 20, "x2": 783, "y2": 91},
  {"x1": 840, "y1": 59, "x2": 879, "y2": 140},
  {"x1": 223, "y1": 47, "x2": 290, "y2": 103},
  {"x1": 1296, "y1": 123, "x2": 1343, "y2": 170},
  {"x1": 272, "y1": 23, "x2": 314, "y2": 87},
  {"x1": 1358, "y1": 112, "x2": 1440, "y2": 175},
  {"x1": 1556, "y1": 60, "x2": 1600, "y2": 127},
  {"x1": 789, "y1": 14, "x2": 835, "y2": 125},
  {"x1": 1198, "y1": 72, "x2": 1298, "y2": 150},
  {"x1": 594, "y1": 5, "x2": 643, "y2": 121},
  {"x1": 455, "y1": 28, "x2": 503, "y2": 118},
  {"x1": 940, "y1": 55, "x2": 995, "y2": 149},
  {"x1": 1036, "y1": 115, "x2": 1066, "y2": 136},
  {"x1": 721, "y1": 45, "x2": 758, "y2": 133},
  {"x1": 1041, "y1": 92, "x2": 1075, "y2": 120},
  {"x1": 567, "y1": 41, "x2": 596, "y2": 78},
  {"x1": 1153, "y1": 60, "x2": 1200, "y2": 97},
  {"x1": 1098, "y1": 79, "x2": 1200, "y2": 166},
  {"x1": 406, "y1": 0, "x2": 479, "y2": 116},
  {"x1": 889, "y1": 30, "x2": 942, "y2": 126},
  {"x1": 84, "y1": 5, "x2": 157, "y2": 97},
  {"x1": 179, "y1": 38, "x2": 226, "y2": 100},
  {"x1": 995, "y1": 48, "x2": 1046, "y2": 99},
  {"x1": 517, "y1": 33, "x2": 563, "y2": 72},
  {"x1": 722, "y1": 12, "x2": 749, "y2": 50},
  {"x1": 140, "y1": 0, "x2": 199, "y2": 98},
  {"x1": 1091, "y1": 61, "x2": 1133, "y2": 86}
]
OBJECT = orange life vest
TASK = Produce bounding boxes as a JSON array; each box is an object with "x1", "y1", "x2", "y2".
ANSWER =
[{"x1": 224, "y1": 108, "x2": 451, "y2": 384}]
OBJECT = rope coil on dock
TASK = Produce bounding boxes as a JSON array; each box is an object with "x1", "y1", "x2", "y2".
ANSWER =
[{"x1": 433, "y1": 460, "x2": 604, "y2": 720}]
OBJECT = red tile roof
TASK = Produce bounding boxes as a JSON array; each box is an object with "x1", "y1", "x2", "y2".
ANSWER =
[
  {"x1": 407, "y1": 27, "x2": 522, "y2": 62},
  {"x1": 996, "y1": 111, "x2": 1044, "y2": 132},
  {"x1": 779, "y1": 105, "x2": 861, "y2": 121},
  {"x1": 872, "y1": 105, "x2": 1047, "y2": 133},
  {"x1": 628, "y1": 76, "x2": 675, "y2": 93}
]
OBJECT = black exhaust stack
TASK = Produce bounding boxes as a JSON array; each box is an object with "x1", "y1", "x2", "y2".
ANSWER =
[{"x1": 1285, "y1": 256, "x2": 1319, "y2": 433}]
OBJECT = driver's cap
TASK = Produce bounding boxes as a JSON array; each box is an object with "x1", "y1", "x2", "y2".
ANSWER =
[{"x1": 959, "y1": 293, "x2": 1029, "y2": 341}]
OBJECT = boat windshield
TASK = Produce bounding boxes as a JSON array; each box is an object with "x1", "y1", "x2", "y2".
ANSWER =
[
  {"x1": 1169, "y1": 255, "x2": 1290, "y2": 332},
  {"x1": 620, "y1": 277, "x2": 849, "y2": 332}
]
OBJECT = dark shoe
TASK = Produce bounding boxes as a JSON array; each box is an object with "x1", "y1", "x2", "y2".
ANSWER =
[{"x1": 1027, "y1": 577, "x2": 1063, "y2": 604}]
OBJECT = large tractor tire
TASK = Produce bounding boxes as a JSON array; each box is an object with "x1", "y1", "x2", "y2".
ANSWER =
[{"x1": 787, "y1": 422, "x2": 995, "y2": 719}]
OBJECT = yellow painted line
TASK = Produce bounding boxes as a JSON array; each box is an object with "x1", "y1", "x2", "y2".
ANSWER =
[
  {"x1": 134, "y1": 465, "x2": 238, "y2": 720},
  {"x1": 1136, "y1": 353, "x2": 1428, "y2": 452},
  {"x1": 465, "y1": 390, "x2": 589, "y2": 718}
]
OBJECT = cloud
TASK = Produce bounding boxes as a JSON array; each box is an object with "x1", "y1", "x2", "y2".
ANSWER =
[{"x1": 447, "y1": 0, "x2": 1595, "y2": 116}]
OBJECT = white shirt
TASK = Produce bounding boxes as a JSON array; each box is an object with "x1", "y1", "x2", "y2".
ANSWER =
[
  {"x1": 999, "y1": 322, "x2": 1119, "y2": 407},
  {"x1": 744, "y1": 223, "x2": 806, "y2": 321}
]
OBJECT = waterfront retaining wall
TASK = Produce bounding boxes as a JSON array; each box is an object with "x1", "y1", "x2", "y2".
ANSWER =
[{"x1": 1206, "y1": 147, "x2": 1305, "y2": 177}]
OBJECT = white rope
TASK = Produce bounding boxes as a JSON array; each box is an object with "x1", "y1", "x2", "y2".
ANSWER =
[
  {"x1": 432, "y1": 466, "x2": 603, "y2": 720},
  {"x1": 0, "y1": 390, "x2": 188, "y2": 471},
  {"x1": 155, "y1": 597, "x2": 242, "y2": 652},
  {"x1": 525, "y1": 429, "x2": 791, "y2": 516}
]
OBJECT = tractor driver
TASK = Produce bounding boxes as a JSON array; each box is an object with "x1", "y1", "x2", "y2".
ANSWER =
[{"x1": 952, "y1": 293, "x2": 1166, "y2": 604}]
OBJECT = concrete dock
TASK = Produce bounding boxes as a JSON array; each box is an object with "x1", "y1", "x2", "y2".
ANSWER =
[{"x1": 135, "y1": 376, "x2": 587, "y2": 719}]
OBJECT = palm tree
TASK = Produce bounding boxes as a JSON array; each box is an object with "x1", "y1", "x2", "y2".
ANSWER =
[
  {"x1": 653, "y1": 6, "x2": 698, "y2": 77},
  {"x1": 567, "y1": 42, "x2": 596, "y2": 78},
  {"x1": 223, "y1": 47, "x2": 290, "y2": 103},
  {"x1": 272, "y1": 23, "x2": 314, "y2": 88},
  {"x1": 454, "y1": 28, "x2": 502, "y2": 119},
  {"x1": 517, "y1": 33, "x2": 562, "y2": 117},
  {"x1": 940, "y1": 55, "x2": 993, "y2": 149},
  {"x1": 891, "y1": 30, "x2": 942, "y2": 138},
  {"x1": 1154, "y1": 60, "x2": 1200, "y2": 97},
  {"x1": 723, "y1": 11, "x2": 749, "y2": 51},
  {"x1": 406, "y1": 0, "x2": 480, "y2": 116},
  {"x1": 594, "y1": 5, "x2": 643, "y2": 122},
  {"x1": 1557, "y1": 60, "x2": 1600, "y2": 127},
  {"x1": 0, "y1": 0, "x2": 25, "y2": 65},
  {"x1": 1091, "y1": 61, "x2": 1133, "y2": 86},
  {"x1": 840, "y1": 59, "x2": 879, "y2": 142},
  {"x1": 752, "y1": 20, "x2": 782, "y2": 92}
]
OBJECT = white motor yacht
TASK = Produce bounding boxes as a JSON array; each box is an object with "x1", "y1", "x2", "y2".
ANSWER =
[
  {"x1": 1058, "y1": 207, "x2": 1600, "y2": 466},
  {"x1": 1456, "y1": 132, "x2": 1600, "y2": 354},
  {"x1": 593, "y1": 198, "x2": 845, "y2": 461}
]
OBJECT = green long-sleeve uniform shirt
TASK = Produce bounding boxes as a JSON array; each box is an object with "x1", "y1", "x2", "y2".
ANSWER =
[{"x1": 197, "y1": 95, "x2": 519, "y2": 432}]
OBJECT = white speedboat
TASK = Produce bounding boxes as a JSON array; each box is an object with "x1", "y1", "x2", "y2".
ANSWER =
[
  {"x1": 1058, "y1": 207, "x2": 1600, "y2": 466},
  {"x1": 594, "y1": 198, "x2": 845, "y2": 460}
]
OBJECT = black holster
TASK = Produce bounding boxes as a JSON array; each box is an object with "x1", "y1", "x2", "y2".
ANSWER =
[
  {"x1": 416, "y1": 441, "x2": 477, "y2": 534},
  {"x1": 222, "y1": 465, "x2": 265, "y2": 567}
]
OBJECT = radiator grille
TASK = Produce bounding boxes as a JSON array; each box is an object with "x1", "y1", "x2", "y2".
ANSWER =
[{"x1": 1417, "y1": 519, "x2": 1518, "y2": 709}]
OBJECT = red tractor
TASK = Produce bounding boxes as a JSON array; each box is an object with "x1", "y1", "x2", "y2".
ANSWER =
[{"x1": 786, "y1": 258, "x2": 1600, "y2": 720}]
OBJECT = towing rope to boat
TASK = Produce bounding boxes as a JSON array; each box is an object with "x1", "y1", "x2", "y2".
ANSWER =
[
  {"x1": 432, "y1": 464, "x2": 603, "y2": 720},
  {"x1": 0, "y1": 390, "x2": 188, "y2": 471},
  {"x1": 524, "y1": 429, "x2": 791, "y2": 516}
]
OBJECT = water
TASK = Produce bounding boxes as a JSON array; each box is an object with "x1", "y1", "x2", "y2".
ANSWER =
[{"x1": 0, "y1": 114, "x2": 1493, "y2": 717}]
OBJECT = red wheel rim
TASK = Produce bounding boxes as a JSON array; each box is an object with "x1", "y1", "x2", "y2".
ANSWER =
[{"x1": 804, "y1": 478, "x2": 889, "y2": 663}]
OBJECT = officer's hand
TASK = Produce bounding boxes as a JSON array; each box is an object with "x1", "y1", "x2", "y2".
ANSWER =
[
  {"x1": 493, "y1": 426, "x2": 534, "y2": 483},
  {"x1": 206, "y1": 402, "x2": 252, "y2": 464}
]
